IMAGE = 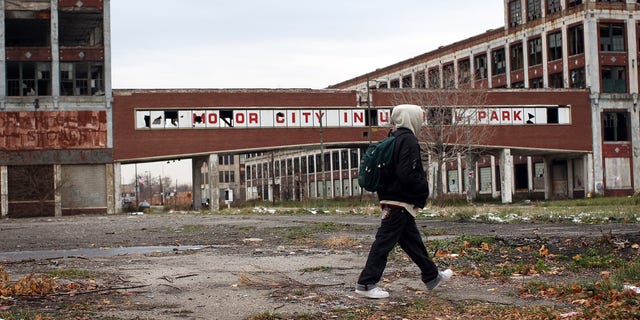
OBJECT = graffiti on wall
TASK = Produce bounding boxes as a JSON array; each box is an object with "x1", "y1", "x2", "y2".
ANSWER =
[{"x1": 0, "y1": 111, "x2": 107, "y2": 150}]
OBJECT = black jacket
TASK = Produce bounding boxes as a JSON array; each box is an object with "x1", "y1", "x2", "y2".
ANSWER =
[{"x1": 377, "y1": 128, "x2": 429, "y2": 208}]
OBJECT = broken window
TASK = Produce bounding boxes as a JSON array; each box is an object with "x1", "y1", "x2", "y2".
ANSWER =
[
  {"x1": 603, "y1": 112, "x2": 629, "y2": 141},
  {"x1": 6, "y1": 62, "x2": 51, "y2": 96},
  {"x1": 5, "y1": 18, "x2": 50, "y2": 47},
  {"x1": 508, "y1": 0, "x2": 522, "y2": 27},
  {"x1": 570, "y1": 68, "x2": 586, "y2": 88},
  {"x1": 474, "y1": 54, "x2": 487, "y2": 80},
  {"x1": 548, "y1": 72, "x2": 563, "y2": 88},
  {"x1": 569, "y1": 24, "x2": 585, "y2": 56},
  {"x1": 443, "y1": 64, "x2": 455, "y2": 89},
  {"x1": 510, "y1": 42, "x2": 524, "y2": 71},
  {"x1": 548, "y1": 31, "x2": 563, "y2": 61},
  {"x1": 600, "y1": 23, "x2": 625, "y2": 52},
  {"x1": 458, "y1": 59, "x2": 471, "y2": 85},
  {"x1": 59, "y1": 13, "x2": 103, "y2": 47},
  {"x1": 60, "y1": 62, "x2": 104, "y2": 96},
  {"x1": 402, "y1": 75, "x2": 412, "y2": 88},
  {"x1": 601, "y1": 66, "x2": 627, "y2": 93},
  {"x1": 428, "y1": 69, "x2": 440, "y2": 88},
  {"x1": 528, "y1": 38, "x2": 543, "y2": 66},
  {"x1": 492, "y1": 48, "x2": 506, "y2": 75},
  {"x1": 547, "y1": 0, "x2": 561, "y2": 14},
  {"x1": 527, "y1": 0, "x2": 542, "y2": 21},
  {"x1": 529, "y1": 77, "x2": 543, "y2": 88},
  {"x1": 415, "y1": 71, "x2": 427, "y2": 88}
]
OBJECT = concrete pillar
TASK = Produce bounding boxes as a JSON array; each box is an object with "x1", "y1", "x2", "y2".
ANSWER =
[
  {"x1": 1, "y1": 166, "x2": 7, "y2": 217},
  {"x1": 632, "y1": 102, "x2": 640, "y2": 193},
  {"x1": 527, "y1": 156, "x2": 533, "y2": 191},
  {"x1": 106, "y1": 163, "x2": 115, "y2": 214},
  {"x1": 113, "y1": 162, "x2": 123, "y2": 213},
  {"x1": 208, "y1": 154, "x2": 220, "y2": 210},
  {"x1": 586, "y1": 153, "x2": 594, "y2": 197},
  {"x1": 491, "y1": 155, "x2": 498, "y2": 199},
  {"x1": 590, "y1": 95, "x2": 604, "y2": 195},
  {"x1": 0, "y1": 0, "x2": 6, "y2": 106},
  {"x1": 457, "y1": 154, "x2": 463, "y2": 195},
  {"x1": 54, "y1": 164, "x2": 62, "y2": 217},
  {"x1": 543, "y1": 157, "x2": 552, "y2": 200},
  {"x1": 192, "y1": 157, "x2": 206, "y2": 210},
  {"x1": 499, "y1": 149, "x2": 513, "y2": 204},
  {"x1": 50, "y1": 0, "x2": 60, "y2": 101},
  {"x1": 567, "y1": 160, "x2": 575, "y2": 199}
]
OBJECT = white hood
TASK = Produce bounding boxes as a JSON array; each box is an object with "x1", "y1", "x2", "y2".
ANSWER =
[{"x1": 391, "y1": 104, "x2": 424, "y2": 135}]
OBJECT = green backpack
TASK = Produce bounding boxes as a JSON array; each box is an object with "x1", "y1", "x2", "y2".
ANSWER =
[{"x1": 358, "y1": 135, "x2": 396, "y2": 192}]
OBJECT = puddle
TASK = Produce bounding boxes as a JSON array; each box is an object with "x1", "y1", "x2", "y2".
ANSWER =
[{"x1": 0, "y1": 245, "x2": 208, "y2": 261}]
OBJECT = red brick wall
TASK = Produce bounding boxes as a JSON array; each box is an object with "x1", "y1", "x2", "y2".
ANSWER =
[{"x1": 113, "y1": 89, "x2": 593, "y2": 161}]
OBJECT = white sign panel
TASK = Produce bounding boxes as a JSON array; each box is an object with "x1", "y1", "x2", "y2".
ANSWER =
[{"x1": 136, "y1": 106, "x2": 570, "y2": 130}]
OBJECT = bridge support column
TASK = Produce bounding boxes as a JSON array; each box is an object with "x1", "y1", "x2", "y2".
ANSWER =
[
  {"x1": 567, "y1": 160, "x2": 575, "y2": 199},
  {"x1": 54, "y1": 164, "x2": 62, "y2": 217},
  {"x1": 499, "y1": 149, "x2": 513, "y2": 204},
  {"x1": 192, "y1": 155, "x2": 220, "y2": 211},
  {"x1": 490, "y1": 155, "x2": 498, "y2": 199},
  {"x1": 543, "y1": 157, "x2": 552, "y2": 200},
  {"x1": 1, "y1": 166, "x2": 7, "y2": 218}
]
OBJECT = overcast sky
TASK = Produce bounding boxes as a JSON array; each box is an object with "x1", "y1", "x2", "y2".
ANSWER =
[
  {"x1": 112, "y1": 0, "x2": 506, "y2": 185},
  {"x1": 111, "y1": 0, "x2": 505, "y2": 90}
]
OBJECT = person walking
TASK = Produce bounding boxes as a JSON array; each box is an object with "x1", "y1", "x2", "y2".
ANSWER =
[{"x1": 355, "y1": 104, "x2": 452, "y2": 299}]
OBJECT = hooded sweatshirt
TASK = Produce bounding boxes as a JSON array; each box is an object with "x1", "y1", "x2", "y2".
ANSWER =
[{"x1": 378, "y1": 105, "x2": 429, "y2": 216}]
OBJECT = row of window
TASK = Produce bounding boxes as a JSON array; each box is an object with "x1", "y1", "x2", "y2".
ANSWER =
[
  {"x1": 5, "y1": 61, "x2": 104, "y2": 96},
  {"x1": 5, "y1": 13, "x2": 103, "y2": 47},
  {"x1": 246, "y1": 149, "x2": 361, "y2": 180},
  {"x1": 379, "y1": 22, "x2": 633, "y2": 92},
  {"x1": 509, "y1": 0, "x2": 626, "y2": 27}
]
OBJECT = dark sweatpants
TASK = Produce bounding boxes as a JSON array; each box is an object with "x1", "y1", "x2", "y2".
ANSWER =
[{"x1": 357, "y1": 206, "x2": 439, "y2": 288}]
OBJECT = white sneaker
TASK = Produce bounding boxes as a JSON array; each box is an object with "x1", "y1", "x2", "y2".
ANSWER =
[
  {"x1": 426, "y1": 269, "x2": 453, "y2": 290},
  {"x1": 355, "y1": 286, "x2": 389, "y2": 299}
]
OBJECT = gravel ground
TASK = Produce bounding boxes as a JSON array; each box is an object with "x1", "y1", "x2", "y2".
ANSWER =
[{"x1": 0, "y1": 212, "x2": 638, "y2": 319}]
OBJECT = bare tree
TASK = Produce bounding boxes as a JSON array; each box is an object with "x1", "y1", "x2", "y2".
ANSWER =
[{"x1": 390, "y1": 83, "x2": 494, "y2": 205}]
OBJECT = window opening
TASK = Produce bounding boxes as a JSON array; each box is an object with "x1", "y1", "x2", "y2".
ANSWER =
[
  {"x1": 603, "y1": 112, "x2": 629, "y2": 141},
  {"x1": 510, "y1": 42, "x2": 524, "y2": 71},
  {"x1": 600, "y1": 23, "x2": 625, "y2": 52},
  {"x1": 492, "y1": 48, "x2": 506, "y2": 75},
  {"x1": 569, "y1": 24, "x2": 585, "y2": 55},
  {"x1": 602, "y1": 66, "x2": 627, "y2": 93},
  {"x1": 548, "y1": 32, "x2": 563, "y2": 61},
  {"x1": 528, "y1": 38, "x2": 543, "y2": 66}
]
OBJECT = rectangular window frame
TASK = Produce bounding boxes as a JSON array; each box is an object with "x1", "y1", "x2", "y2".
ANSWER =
[
  {"x1": 601, "y1": 66, "x2": 627, "y2": 93},
  {"x1": 510, "y1": 42, "x2": 524, "y2": 71},
  {"x1": 569, "y1": 24, "x2": 585, "y2": 56},
  {"x1": 474, "y1": 54, "x2": 488, "y2": 80},
  {"x1": 600, "y1": 23, "x2": 626, "y2": 52},
  {"x1": 491, "y1": 48, "x2": 506, "y2": 75},
  {"x1": 548, "y1": 31, "x2": 563, "y2": 61},
  {"x1": 527, "y1": 0, "x2": 542, "y2": 21},
  {"x1": 528, "y1": 38, "x2": 543, "y2": 66},
  {"x1": 603, "y1": 111, "x2": 629, "y2": 142}
]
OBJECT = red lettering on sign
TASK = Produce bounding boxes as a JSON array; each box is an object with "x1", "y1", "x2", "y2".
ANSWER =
[
  {"x1": 490, "y1": 111, "x2": 499, "y2": 121},
  {"x1": 248, "y1": 112, "x2": 259, "y2": 124},
  {"x1": 353, "y1": 112, "x2": 364, "y2": 124},
  {"x1": 502, "y1": 110, "x2": 511, "y2": 122},
  {"x1": 235, "y1": 113, "x2": 245, "y2": 124},
  {"x1": 379, "y1": 111, "x2": 389, "y2": 124},
  {"x1": 513, "y1": 110, "x2": 522, "y2": 122},
  {"x1": 207, "y1": 113, "x2": 217, "y2": 124},
  {"x1": 289, "y1": 111, "x2": 297, "y2": 124},
  {"x1": 276, "y1": 112, "x2": 285, "y2": 124},
  {"x1": 477, "y1": 110, "x2": 487, "y2": 122},
  {"x1": 302, "y1": 112, "x2": 312, "y2": 123}
]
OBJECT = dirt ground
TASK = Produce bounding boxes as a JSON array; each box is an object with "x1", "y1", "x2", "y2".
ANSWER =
[{"x1": 0, "y1": 211, "x2": 639, "y2": 319}]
